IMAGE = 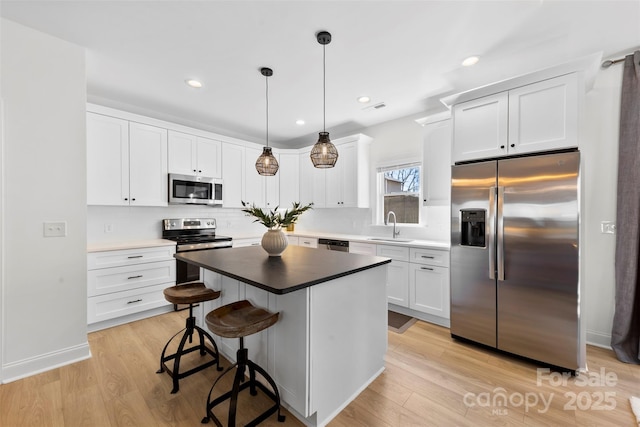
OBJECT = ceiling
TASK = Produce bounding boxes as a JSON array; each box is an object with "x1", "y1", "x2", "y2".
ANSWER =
[{"x1": 1, "y1": 1, "x2": 639, "y2": 148}]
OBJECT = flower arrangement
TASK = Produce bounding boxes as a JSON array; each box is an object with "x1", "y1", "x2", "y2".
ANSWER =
[{"x1": 241, "y1": 201, "x2": 313, "y2": 229}]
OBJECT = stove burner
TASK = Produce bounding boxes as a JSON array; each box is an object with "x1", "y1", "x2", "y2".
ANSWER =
[{"x1": 162, "y1": 218, "x2": 232, "y2": 250}]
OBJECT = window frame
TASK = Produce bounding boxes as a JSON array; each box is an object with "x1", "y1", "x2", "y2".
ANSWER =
[{"x1": 376, "y1": 161, "x2": 422, "y2": 226}]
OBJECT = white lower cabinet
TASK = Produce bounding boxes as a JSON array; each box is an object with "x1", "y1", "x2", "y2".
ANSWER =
[
  {"x1": 348, "y1": 241, "x2": 376, "y2": 255},
  {"x1": 386, "y1": 260, "x2": 410, "y2": 307},
  {"x1": 377, "y1": 244, "x2": 410, "y2": 307},
  {"x1": 297, "y1": 236, "x2": 318, "y2": 248},
  {"x1": 87, "y1": 245, "x2": 175, "y2": 328},
  {"x1": 408, "y1": 248, "x2": 450, "y2": 318},
  {"x1": 379, "y1": 244, "x2": 450, "y2": 320}
]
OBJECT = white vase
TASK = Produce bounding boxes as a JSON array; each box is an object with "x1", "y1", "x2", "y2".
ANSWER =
[{"x1": 261, "y1": 228, "x2": 288, "y2": 257}]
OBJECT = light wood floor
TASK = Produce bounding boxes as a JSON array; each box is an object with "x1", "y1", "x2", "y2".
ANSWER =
[{"x1": 1, "y1": 310, "x2": 638, "y2": 426}]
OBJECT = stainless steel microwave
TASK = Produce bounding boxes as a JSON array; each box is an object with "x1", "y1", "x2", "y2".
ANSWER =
[{"x1": 168, "y1": 174, "x2": 223, "y2": 206}]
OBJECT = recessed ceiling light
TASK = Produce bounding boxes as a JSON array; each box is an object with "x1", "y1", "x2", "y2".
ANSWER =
[
  {"x1": 296, "y1": 119, "x2": 305, "y2": 126},
  {"x1": 357, "y1": 96, "x2": 371, "y2": 103},
  {"x1": 185, "y1": 79, "x2": 203, "y2": 88},
  {"x1": 462, "y1": 56, "x2": 480, "y2": 67}
]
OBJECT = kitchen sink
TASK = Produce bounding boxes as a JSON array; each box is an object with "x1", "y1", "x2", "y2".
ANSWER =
[{"x1": 367, "y1": 238, "x2": 414, "y2": 243}]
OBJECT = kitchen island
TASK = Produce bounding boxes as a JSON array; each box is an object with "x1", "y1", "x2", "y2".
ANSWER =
[{"x1": 175, "y1": 245, "x2": 391, "y2": 427}]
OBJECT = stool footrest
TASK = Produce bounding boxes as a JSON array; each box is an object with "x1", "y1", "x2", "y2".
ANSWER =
[
  {"x1": 157, "y1": 316, "x2": 222, "y2": 394},
  {"x1": 202, "y1": 353, "x2": 285, "y2": 426}
]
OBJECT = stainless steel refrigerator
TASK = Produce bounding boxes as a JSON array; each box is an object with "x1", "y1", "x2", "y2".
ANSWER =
[{"x1": 450, "y1": 150, "x2": 580, "y2": 370}]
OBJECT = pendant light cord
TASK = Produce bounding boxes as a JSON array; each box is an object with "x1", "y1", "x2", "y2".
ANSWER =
[
  {"x1": 323, "y1": 43, "x2": 326, "y2": 133},
  {"x1": 265, "y1": 73, "x2": 269, "y2": 148}
]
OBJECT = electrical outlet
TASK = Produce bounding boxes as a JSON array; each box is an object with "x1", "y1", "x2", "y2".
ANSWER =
[
  {"x1": 44, "y1": 221, "x2": 67, "y2": 237},
  {"x1": 600, "y1": 221, "x2": 616, "y2": 234},
  {"x1": 104, "y1": 223, "x2": 114, "y2": 233}
]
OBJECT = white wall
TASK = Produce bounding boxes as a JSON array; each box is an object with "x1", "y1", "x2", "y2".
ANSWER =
[
  {"x1": 581, "y1": 66, "x2": 622, "y2": 347},
  {"x1": 1, "y1": 19, "x2": 90, "y2": 382}
]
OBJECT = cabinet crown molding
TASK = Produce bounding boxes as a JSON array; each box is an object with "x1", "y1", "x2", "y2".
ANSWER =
[{"x1": 440, "y1": 51, "x2": 602, "y2": 108}]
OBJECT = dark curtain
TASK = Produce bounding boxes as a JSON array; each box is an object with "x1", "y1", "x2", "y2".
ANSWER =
[{"x1": 612, "y1": 51, "x2": 640, "y2": 364}]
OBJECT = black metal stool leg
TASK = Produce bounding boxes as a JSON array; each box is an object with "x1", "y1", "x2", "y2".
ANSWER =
[
  {"x1": 170, "y1": 324, "x2": 193, "y2": 393},
  {"x1": 156, "y1": 327, "x2": 187, "y2": 373},
  {"x1": 201, "y1": 338, "x2": 285, "y2": 426},
  {"x1": 158, "y1": 303, "x2": 223, "y2": 393}
]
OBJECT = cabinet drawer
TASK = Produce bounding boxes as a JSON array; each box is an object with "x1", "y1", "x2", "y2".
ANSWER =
[
  {"x1": 409, "y1": 248, "x2": 450, "y2": 267},
  {"x1": 377, "y1": 244, "x2": 409, "y2": 262},
  {"x1": 88, "y1": 283, "x2": 170, "y2": 324},
  {"x1": 349, "y1": 242, "x2": 377, "y2": 256},
  {"x1": 88, "y1": 245, "x2": 175, "y2": 269},
  {"x1": 88, "y1": 260, "x2": 175, "y2": 297},
  {"x1": 298, "y1": 237, "x2": 318, "y2": 248}
]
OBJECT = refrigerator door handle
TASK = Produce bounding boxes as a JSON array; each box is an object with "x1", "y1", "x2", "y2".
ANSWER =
[
  {"x1": 488, "y1": 187, "x2": 496, "y2": 280},
  {"x1": 497, "y1": 186, "x2": 505, "y2": 281}
]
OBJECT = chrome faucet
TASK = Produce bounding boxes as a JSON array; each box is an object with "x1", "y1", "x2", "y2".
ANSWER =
[{"x1": 385, "y1": 211, "x2": 400, "y2": 239}]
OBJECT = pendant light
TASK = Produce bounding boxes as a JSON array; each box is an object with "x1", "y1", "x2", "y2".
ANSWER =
[
  {"x1": 310, "y1": 31, "x2": 338, "y2": 168},
  {"x1": 255, "y1": 67, "x2": 279, "y2": 176}
]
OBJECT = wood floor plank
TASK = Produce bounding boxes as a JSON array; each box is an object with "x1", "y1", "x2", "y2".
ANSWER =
[{"x1": 2, "y1": 312, "x2": 639, "y2": 427}]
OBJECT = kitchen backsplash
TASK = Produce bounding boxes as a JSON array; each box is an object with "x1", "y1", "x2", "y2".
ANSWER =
[{"x1": 87, "y1": 205, "x2": 450, "y2": 244}]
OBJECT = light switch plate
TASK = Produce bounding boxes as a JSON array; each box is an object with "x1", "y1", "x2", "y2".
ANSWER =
[
  {"x1": 44, "y1": 221, "x2": 67, "y2": 237},
  {"x1": 600, "y1": 221, "x2": 616, "y2": 234}
]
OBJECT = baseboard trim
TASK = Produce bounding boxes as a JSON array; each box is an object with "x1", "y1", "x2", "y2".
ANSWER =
[
  {"x1": 586, "y1": 330, "x2": 612, "y2": 349},
  {"x1": 2, "y1": 342, "x2": 91, "y2": 384},
  {"x1": 87, "y1": 305, "x2": 174, "y2": 332},
  {"x1": 388, "y1": 304, "x2": 451, "y2": 328}
]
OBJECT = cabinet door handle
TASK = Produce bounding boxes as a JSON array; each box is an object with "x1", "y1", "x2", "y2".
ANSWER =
[
  {"x1": 510, "y1": 144, "x2": 515, "y2": 148},
  {"x1": 421, "y1": 255, "x2": 435, "y2": 259},
  {"x1": 420, "y1": 267, "x2": 434, "y2": 271},
  {"x1": 127, "y1": 255, "x2": 143, "y2": 259},
  {"x1": 127, "y1": 299, "x2": 142, "y2": 304},
  {"x1": 127, "y1": 275, "x2": 143, "y2": 280},
  {"x1": 500, "y1": 145, "x2": 505, "y2": 149}
]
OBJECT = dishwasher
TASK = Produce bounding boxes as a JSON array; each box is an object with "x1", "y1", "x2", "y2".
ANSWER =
[{"x1": 318, "y1": 238, "x2": 349, "y2": 252}]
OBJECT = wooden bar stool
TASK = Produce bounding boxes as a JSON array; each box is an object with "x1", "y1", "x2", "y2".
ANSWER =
[
  {"x1": 202, "y1": 299, "x2": 285, "y2": 426},
  {"x1": 157, "y1": 282, "x2": 223, "y2": 393}
]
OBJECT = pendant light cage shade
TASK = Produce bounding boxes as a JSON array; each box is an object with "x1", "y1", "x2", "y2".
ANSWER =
[
  {"x1": 256, "y1": 67, "x2": 279, "y2": 176},
  {"x1": 311, "y1": 30, "x2": 338, "y2": 169},
  {"x1": 310, "y1": 132, "x2": 338, "y2": 168},
  {"x1": 256, "y1": 146, "x2": 279, "y2": 176}
]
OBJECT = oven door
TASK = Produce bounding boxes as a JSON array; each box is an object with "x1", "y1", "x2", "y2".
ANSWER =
[{"x1": 176, "y1": 258, "x2": 201, "y2": 284}]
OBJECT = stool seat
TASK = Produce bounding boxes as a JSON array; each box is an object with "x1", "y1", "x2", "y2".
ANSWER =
[
  {"x1": 206, "y1": 299, "x2": 279, "y2": 339},
  {"x1": 163, "y1": 282, "x2": 221, "y2": 305}
]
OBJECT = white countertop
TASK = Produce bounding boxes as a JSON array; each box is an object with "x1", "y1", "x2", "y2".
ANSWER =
[
  {"x1": 230, "y1": 230, "x2": 450, "y2": 250},
  {"x1": 87, "y1": 232, "x2": 449, "y2": 253},
  {"x1": 87, "y1": 239, "x2": 176, "y2": 253}
]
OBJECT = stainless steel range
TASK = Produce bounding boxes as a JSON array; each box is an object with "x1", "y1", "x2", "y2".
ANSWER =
[{"x1": 162, "y1": 218, "x2": 232, "y2": 284}]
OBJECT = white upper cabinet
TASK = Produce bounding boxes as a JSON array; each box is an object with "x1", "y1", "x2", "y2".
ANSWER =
[
  {"x1": 302, "y1": 135, "x2": 371, "y2": 209},
  {"x1": 244, "y1": 146, "x2": 265, "y2": 207},
  {"x1": 507, "y1": 73, "x2": 578, "y2": 155},
  {"x1": 278, "y1": 152, "x2": 300, "y2": 208},
  {"x1": 299, "y1": 148, "x2": 326, "y2": 208},
  {"x1": 87, "y1": 113, "x2": 129, "y2": 206},
  {"x1": 87, "y1": 112, "x2": 167, "y2": 206},
  {"x1": 452, "y1": 92, "x2": 508, "y2": 162},
  {"x1": 222, "y1": 143, "x2": 244, "y2": 208},
  {"x1": 421, "y1": 116, "x2": 452, "y2": 206},
  {"x1": 128, "y1": 123, "x2": 168, "y2": 206},
  {"x1": 452, "y1": 73, "x2": 578, "y2": 163},
  {"x1": 168, "y1": 130, "x2": 221, "y2": 178}
]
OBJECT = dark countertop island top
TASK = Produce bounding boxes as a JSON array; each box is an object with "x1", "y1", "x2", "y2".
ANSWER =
[{"x1": 175, "y1": 245, "x2": 391, "y2": 295}]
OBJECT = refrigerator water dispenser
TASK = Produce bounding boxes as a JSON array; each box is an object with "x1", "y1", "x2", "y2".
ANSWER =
[{"x1": 460, "y1": 209, "x2": 486, "y2": 247}]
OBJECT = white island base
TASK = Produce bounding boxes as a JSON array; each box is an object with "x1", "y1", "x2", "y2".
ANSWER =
[{"x1": 197, "y1": 265, "x2": 388, "y2": 426}]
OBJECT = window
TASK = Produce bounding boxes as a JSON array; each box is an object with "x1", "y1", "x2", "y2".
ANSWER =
[{"x1": 377, "y1": 163, "x2": 421, "y2": 224}]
